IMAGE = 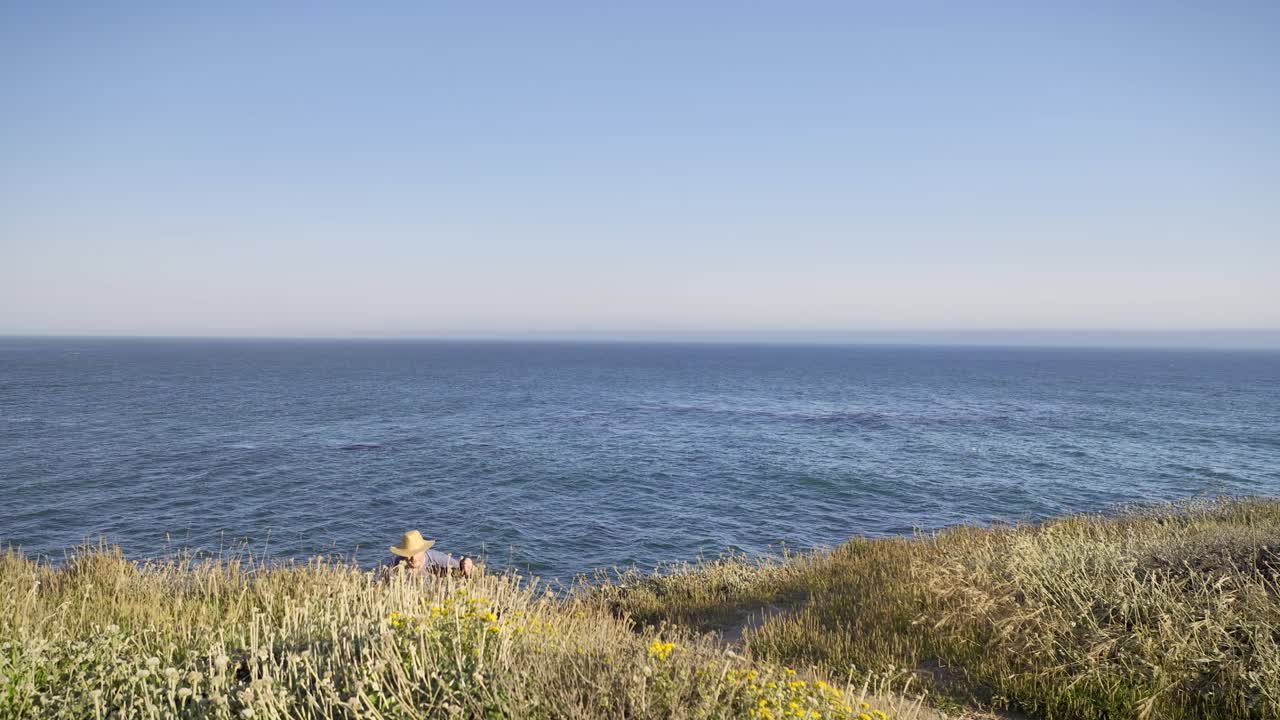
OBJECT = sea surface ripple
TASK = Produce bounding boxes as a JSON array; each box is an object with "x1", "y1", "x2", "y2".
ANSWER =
[{"x1": 1, "y1": 338, "x2": 1277, "y2": 582}]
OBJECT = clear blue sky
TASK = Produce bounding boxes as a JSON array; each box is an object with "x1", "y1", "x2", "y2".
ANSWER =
[{"x1": 2, "y1": 2, "x2": 1277, "y2": 340}]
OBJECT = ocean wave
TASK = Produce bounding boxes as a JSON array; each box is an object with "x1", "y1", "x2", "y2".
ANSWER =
[
  {"x1": 633, "y1": 402, "x2": 1008, "y2": 428},
  {"x1": 1173, "y1": 465, "x2": 1247, "y2": 483}
]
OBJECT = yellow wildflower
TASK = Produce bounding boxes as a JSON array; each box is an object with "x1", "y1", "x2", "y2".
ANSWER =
[{"x1": 647, "y1": 640, "x2": 676, "y2": 661}]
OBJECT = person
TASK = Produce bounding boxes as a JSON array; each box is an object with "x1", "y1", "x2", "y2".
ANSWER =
[{"x1": 387, "y1": 529, "x2": 476, "y2": 578}]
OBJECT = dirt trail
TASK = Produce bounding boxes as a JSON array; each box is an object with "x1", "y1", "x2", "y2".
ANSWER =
[{"x1": 714, "y1": 601, "x2": 793, "y2": 645}]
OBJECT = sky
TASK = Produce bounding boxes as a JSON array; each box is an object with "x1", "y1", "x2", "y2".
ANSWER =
[{"x1": 1, "y1": 2, "x2": 1278, "y2": 342}]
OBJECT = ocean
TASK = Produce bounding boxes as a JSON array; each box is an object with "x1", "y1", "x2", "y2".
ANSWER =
[{"x1": 1, "y1": 337, "x2": 1277, "y2": 582}]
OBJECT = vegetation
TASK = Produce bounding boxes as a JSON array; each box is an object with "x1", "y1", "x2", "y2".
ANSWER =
[
  {"x1": 593, "y1": 498, "x2": 1280, "y2": 720},
  {"x1": 5, "y1": 498, "x2": 1276, "y2": 719},
  {"x1": 0, "y1": 545, "x2": 921, "y2": 719}
]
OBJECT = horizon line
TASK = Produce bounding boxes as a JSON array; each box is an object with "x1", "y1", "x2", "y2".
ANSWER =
[{"x1": 3, "y1": 328, "x2": 1279, "y2": 351}]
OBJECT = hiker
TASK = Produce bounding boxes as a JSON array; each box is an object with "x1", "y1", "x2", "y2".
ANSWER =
[{"x1": 388, "y1": 529, "x2": 476, "y2": 578}]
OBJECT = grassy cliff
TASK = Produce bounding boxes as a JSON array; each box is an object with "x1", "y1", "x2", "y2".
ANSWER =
[
  {"x1": 3, "y1": 498, "x2": 1277, "y2": 719},
  {"x1": 592, "y1": 498, "x2": 1280, "y2": 719},
  {"x1": 0, "y1": 546, "x2": 918, "y2": 719}
]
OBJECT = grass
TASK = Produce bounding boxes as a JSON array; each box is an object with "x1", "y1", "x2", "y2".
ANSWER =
[
  {"x1": 592, "y1": 498, "x2": 1280, "y2": 720},
  {"x1": 0, "y1": 544, "x2": 924, "y2": 719},
  {"x1": 5, "y1": 498, "x2": 1276, "y2": 719}
]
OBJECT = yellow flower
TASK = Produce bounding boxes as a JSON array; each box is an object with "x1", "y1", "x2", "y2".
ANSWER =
[{"x1": 646, "y1": 640, "x2": 676, "y2": 661}]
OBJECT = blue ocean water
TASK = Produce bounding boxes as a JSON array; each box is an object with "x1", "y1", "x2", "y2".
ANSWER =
[{"x1": 1, "y1": 338, "x2": 1277, "y2": 582}]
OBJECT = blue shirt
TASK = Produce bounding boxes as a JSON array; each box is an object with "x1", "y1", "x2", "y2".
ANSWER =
[{"x1": 423, "y1": 548, "x2": 461, "y2": 569}]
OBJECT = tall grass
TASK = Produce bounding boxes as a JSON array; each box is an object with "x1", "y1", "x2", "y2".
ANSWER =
[
  {"x1": 596, "y1": 498, "x2": 1280, "y2": 720},
  {"x1": 10, "y1": 499, "x2": 1273, "y2": 719},
  {"x1": 0, "y1": 544, "x2": 925, "y2": 719}
]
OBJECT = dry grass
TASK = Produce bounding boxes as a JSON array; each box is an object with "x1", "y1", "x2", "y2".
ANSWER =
[
  {"x1": 0, "y1": 544, "x2": 927, "y2": 719},
  {"x1": 10, "y1": 499, "x2": 1273, "y2": 719},
  {"x1": 595, "y1": 498, "x2": 1280, "y2": 720}
]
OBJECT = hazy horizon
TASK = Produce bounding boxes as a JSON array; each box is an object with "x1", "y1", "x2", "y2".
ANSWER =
[
  {"x1": 3, "y1": 3, "x2": 1277, "y2": 336},
  {"x1": 4, "y1": 328, "x2": 1280, "y2": 350}
]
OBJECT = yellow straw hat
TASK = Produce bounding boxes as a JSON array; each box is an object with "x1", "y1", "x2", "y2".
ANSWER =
[{"x1": 390, "y1": 530, "x2": 435, "y2": 557}]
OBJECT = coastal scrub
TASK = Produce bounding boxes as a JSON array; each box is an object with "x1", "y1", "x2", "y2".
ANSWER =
[
  {"x1": 595, "y1": 498, "x2": 1280, "y2": 720},
  {"x1": 0, "y1": 545, "x2": 918, "y2": 719}
]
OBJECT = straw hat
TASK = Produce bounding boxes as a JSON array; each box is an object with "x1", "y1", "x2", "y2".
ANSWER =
[{"x1": 390, "y1": 530, "x2": 435, "y2": 557}]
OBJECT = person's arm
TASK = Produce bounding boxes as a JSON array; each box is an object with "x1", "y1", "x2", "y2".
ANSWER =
[
  {"x1": 423, "y1": 548, "x2": 456, "y2": 569},
  {"x1": 423, "y1": 548, "x2": 477, "y2": 577}
]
